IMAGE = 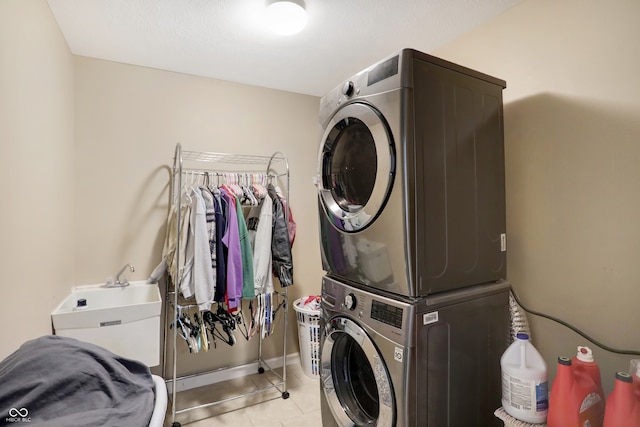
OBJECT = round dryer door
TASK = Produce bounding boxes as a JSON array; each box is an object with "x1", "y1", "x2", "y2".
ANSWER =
[
  {"x1": 321, "y1": 317, "x2": 395, "y2": 427},
  {"x1": 318, "y1": 102, "x2": 395, "y2": 232}
]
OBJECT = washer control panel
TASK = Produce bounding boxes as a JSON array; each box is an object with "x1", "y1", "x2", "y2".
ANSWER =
[
  {"x1": 371, "y1": 300, "x2": 404, "y2": 329},
  {"x1": 322, "y1": 276, "x2": 411, "y2": 342}
]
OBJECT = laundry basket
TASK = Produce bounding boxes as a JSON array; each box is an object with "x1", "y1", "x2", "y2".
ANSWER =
[{"x1": 293, "y1": 297, "x2": 321, "y2": 379}]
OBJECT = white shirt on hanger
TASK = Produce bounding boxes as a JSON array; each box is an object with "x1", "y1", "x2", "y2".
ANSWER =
[
  {"x1": 182, "y1": 187, "x2": 215, "y2": 311},
  {"x1": 248, "y1": 195, "x2": 274, "y2": 295}
]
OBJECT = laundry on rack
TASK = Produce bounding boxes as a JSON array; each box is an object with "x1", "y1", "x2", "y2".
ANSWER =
[
  {"x1": 182, "y1": 187, "x2": 215, "y2": 312},
  {"x1": 154, "y1": 170, "x2": 295, "y2": 331},
  {"x1": 247, "y1": 195, "x2": 274, "y2": 296},
  {"x1": 212, "y1": 187, "x2": 227, "y2": 303},
  {"x1": 269, "y1": 184, "x2": 293, "y2": 287},
  {"x1": 220, "y1": 187, "x2": 242, "y2": 312},
  {"x1": 236, "y1": 194, "x2": 255, "y2": 300},
  {"x1": 283, "y1": 200, "x2": 297, "y2": 246},
  {"x1": 148, "y1": 194, "x2": 192, "y2": 286},
  {"x1": 164, "y1": 147, "x2": 293, "y2": 425},
  {"x1": 200, "y1": 185, "x2": 217, "y2": 293},
  {"x1": 274, "y1": 183, "x2": 297, "y2": 245}
]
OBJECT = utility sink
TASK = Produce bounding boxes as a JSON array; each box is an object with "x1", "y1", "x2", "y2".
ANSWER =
[
  {"x1": 51, "y1": 281, "x2": 162, "y2": 367},
  {"x1": 52, "y1": 281, "x2": 161, "y2": 329}
]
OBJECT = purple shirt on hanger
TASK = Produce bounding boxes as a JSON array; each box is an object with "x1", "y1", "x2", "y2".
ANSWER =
[{"x1": 221, "y1": 188, "x2": 243, "y2": 311}]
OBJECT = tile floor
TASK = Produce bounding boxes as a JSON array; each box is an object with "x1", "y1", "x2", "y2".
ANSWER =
[{"x1": 163, "y1": 364, "x2": 322, "y2": 427}]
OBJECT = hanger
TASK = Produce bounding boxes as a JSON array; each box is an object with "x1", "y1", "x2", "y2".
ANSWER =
[
  {"x1": 233, "y1": 310, "x2": 250, "y2": 341},
  {"x1": 229, "y1": 173, "x2": 243, "y2": 198},
  {"x1": 241, "y1": 174, "x2": 259, "y2": 206},
  {"x1": 252, "y1": 174, "x2": 268, "y2": 199},
  {"x1": 202, "y1": 306, "x2": 237, "y2": 347},
  {"x1": 171, "y1": 309, "x2": 196, "y2": 353}
]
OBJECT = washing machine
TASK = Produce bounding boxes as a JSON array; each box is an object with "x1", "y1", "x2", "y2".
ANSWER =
[
  {"x1": 320, "y1": 275, "x2": 510, "y2": 427},
  {"x1": 317, "y1": 49, "x2": 507, "y2": 298}
]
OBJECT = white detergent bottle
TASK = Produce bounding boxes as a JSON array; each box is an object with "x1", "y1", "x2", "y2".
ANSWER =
[{"x1": 501, "y1": 332, "x2": 549, "y2": 423}]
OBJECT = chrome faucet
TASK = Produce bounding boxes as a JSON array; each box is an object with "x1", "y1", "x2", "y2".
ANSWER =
[{"x1": 105, "y1": 264, "x2": 135, "y2": 288}]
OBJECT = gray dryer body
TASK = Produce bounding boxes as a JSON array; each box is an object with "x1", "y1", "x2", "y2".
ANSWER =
[{"x1": 317, "y1": 48, "x2": 507, "y2": 298}]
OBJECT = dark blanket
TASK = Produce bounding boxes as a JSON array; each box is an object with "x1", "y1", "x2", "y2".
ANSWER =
[{"x1": 0, "y1": 335, "x2": 154, "y2": 427}]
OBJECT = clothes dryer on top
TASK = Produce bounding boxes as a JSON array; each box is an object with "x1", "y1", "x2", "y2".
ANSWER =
[{"x1": 317, "y1": 48, "x2": 507, "y2": 298}]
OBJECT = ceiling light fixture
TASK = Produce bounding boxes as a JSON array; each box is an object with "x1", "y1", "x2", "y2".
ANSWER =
[{"x1": 265, "y1": 0, "x2": 308, "y2": 36}]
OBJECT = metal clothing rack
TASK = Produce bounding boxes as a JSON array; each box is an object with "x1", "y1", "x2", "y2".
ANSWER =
[{"x1": 164, "y1": 143, "x2": 291, "y2": 427}]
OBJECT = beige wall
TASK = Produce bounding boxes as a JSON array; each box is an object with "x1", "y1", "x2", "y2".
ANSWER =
[
  {"x1": 436, "y1": 0, "x2": 640, "y2": 394},
  {"x1": 6, "y1": 0, "x2": 638, "y2": 398},
  {"x1": 0, "y1": 0, "x2": 322, "y2": 374},
  {"x1": 73, "y1": 57, "x2": 323, "y2": 374},
  {"x1": 0, "y1": 1, "x2": 75, "y2": 360}
]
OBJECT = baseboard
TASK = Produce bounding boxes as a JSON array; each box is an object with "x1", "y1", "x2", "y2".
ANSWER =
[{"x1": 166, "y1": 352, "x2": 300, "y2": 393}]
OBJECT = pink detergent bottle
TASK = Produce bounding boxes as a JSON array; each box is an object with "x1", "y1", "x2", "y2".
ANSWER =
[
  {"x1": 632, "y1": 360, "x2": 640, "y2": 425},
  {"x1": 572, "y1": 346, "x2": 604, "y2": 396},
  {"x1": 632, "y1": 359, "x2": 640, "y2": 392},
  {"x1": 603, "y1": 372, "x2": 640, "y2": 427},
  {"x1": 547, "y1": 356, "x2": 605, "y2": 427}
]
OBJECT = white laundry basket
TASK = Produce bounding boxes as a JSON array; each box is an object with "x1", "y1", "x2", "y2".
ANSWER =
[{"x1": 293, "y1": 297, "x2": 321, "y2": 379}]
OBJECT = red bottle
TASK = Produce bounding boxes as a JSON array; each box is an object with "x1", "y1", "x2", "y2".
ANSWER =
[
  {"x1": 547, "y1": 357, "x2": 605, "y2": 427},
  {"x1": 603, "y1": 372, "x2": 640, "y2": 427},
  {"x1": 633, "y1": 359, "x2": 640, "y2": 398},
  {"x1": 572, "y1": 346, "x2": 603, "y2": 394}
]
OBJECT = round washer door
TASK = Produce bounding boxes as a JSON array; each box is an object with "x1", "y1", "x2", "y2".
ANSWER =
[
  {"x1": 318, "y1": 102, "x2": 395, "y2": 232},
  {"x1": 321, "y1": 317, "x2": 395, "y2": 427}
]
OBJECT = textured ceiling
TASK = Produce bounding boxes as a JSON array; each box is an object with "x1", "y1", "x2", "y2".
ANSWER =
[{"x1": 47, "y1": 0, "x2": 524, "y2": 96}]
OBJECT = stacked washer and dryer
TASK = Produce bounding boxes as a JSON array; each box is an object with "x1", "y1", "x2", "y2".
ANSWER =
[{"x1": 316, "y1": 49, "x2": 511, "y2": 427}]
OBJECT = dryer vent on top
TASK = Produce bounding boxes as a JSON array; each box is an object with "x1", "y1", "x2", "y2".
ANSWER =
[{"x1": 317, "y1": 48, "x2": 507, "y2": 298}]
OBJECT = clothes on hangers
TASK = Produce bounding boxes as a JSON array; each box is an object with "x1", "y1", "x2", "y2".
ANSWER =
[
  {"x1": 149, "y1": 191, "x2": 192, "y2": 285},
  {"x1": 182, "y1": 187, "x2": 215, "y2": 312},
  {"x1": 199, "y1": 186, "x2": 217, "y2": 290},
  {"x1": 273, "y1": 184, "x2": 297, "y2": 245},
  {"x1": 156, "y1": 171, "x2": 294, "y2": 335},
  {"x1": 282, "y1": 199, "x2": 297, "y2": 246},
  {"x1": 212, "y1": 188, "x2": 227, "y2": 303},
  {"x1": 220, "y1": 188, "x2": 242, "y2": 312},
  {"x1": 246, "y1": 195, "x2": 273, "y2": 296},
  {"x1": 268, "y1": 184, "x2": 293, "y2": 287},
  {"x1": 236, "y1": 194, "x2": 255, "y2": 300}
]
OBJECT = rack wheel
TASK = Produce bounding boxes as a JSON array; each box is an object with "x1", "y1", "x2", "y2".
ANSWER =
[
  {"x1": 282, "y1": 391, "x2": 290, "y2": 399},
  {"x1": 171, "y1": 422, "x2": 181, "y2": 427},
  {"x1": 258, "y1": 367, "x2": 265, "y2": 374}
]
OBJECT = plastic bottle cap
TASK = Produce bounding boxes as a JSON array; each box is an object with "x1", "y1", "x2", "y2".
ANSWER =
[
  {"x1": 616, "y1": 372, "x2": 633, "y2": 383},
  {"x1": 576, "y1": 346, "x2": 594, "y2": 362},
  {"x1": 558, "y1": 356, "x2": 572, "y2": 366},
  {"x1": 516, "y1": 332, "x2": 529, "y2": 340}
]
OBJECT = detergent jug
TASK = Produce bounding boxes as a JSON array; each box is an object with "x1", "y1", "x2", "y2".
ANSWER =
[
  {"x1": 603, "y1": 372, "x2": 640, "y2": 427},
  {"x1": 547, "y1": 356, "x2": 605, "y2": 427},
  {"x1": 571, "y1": 346, "x2": 603, "y2": 394},
  {"x1": 501, "y1": 333, "x2": 548, "y2": 423},
  {"x1": 632, "y1": 359, "x2": 640, "y2": 384}
]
